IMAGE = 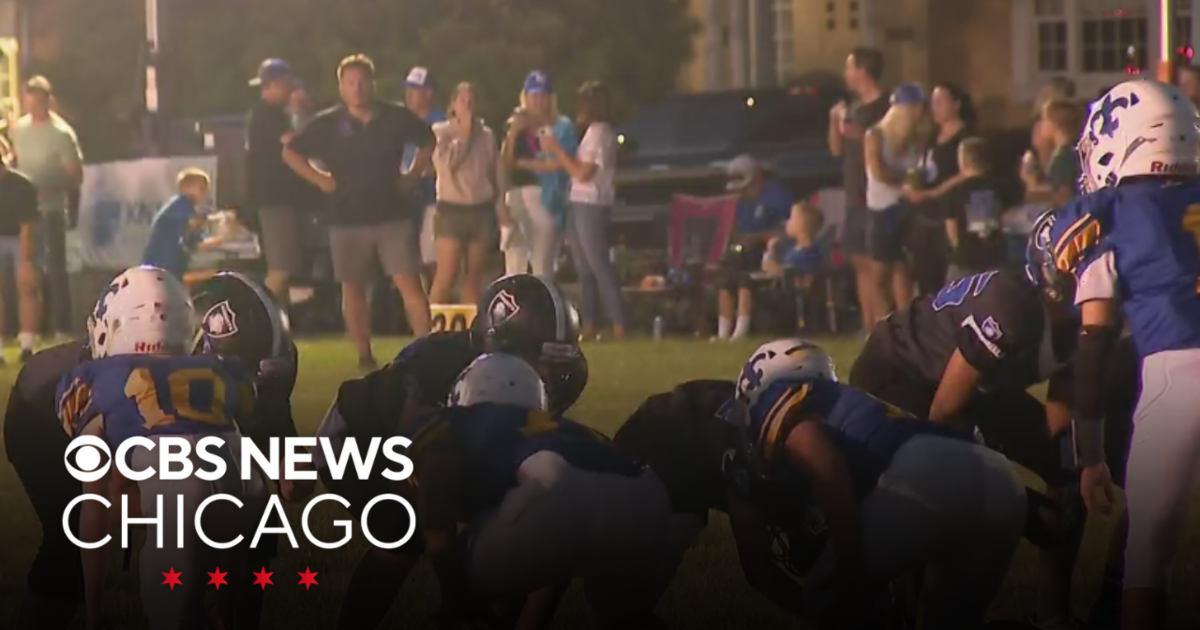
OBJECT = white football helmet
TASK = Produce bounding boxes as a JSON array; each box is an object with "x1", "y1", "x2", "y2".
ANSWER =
[
  {"x1": 1078, "y1": 79, "x2": 1200, "y2": 194},
  {"x1": 449, "y1": 353, "x2": 549, "y2": 411},
  {"x1": 733, "y1": 339, "x2": 837, "y2": 412},
  {"x1": 87, "y1": 265, "x2": 196, "y2": 359}
]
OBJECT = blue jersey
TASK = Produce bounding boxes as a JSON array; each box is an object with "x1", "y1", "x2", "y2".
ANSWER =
[
  {"x1": 1050, "y1": 179, "x2": 1200, "y2": 357},
  {"x1": 746, "y1": 378, "x2": 963, "y2": 497},
  {"x1": 58, "y1": 355, "x2": 255, "y2": 460},
  {"x1": 409, "y1": 403, "x2": 642, "y2": 516}
]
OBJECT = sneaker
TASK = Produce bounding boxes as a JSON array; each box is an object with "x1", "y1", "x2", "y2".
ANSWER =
[{"x1": 19, "y1": 348, "x2": 33, "y2": 363}]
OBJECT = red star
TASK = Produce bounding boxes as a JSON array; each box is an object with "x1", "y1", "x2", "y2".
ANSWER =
[
  {"x1": 297, "y1": 567, "x2": 319, "y2": 590},
  {"x1": 207, "y1": 567, "x2": 228, "y2": 590},
  {"x1": 252, "y1": 567, "x2": 273, "y2": 590},
  {"x1": 161, "y1": 567, "x2": 183, "y2": 590}
]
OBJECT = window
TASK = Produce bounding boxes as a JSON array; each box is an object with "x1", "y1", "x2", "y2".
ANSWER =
[
  {"x1": 773, "y1": 0, "x2": 795, "y2": 83},
  {"x1": 1079, "y1": 0, "x2": 1147, "y2": 73},
  {"x1": 1035, "y1": 0, "x2": 1068, "y2": 72}
]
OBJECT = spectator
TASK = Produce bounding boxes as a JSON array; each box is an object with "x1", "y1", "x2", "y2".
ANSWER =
[
  {"x1": 903, "y1": 82, "x2": 974, "y2": 295},
  {"x1": 283, "y1": 54, "x2": 434, "y2": 369},
  {"x1": 500, "y1": 70, "x2": 576, "y2": 277},
  {"x1": 429, "y1": 82, "x2": 501, "y2": 307},
  {"x1": 1030, "y1": 77, "x2": 1076, "y2": 169},
  {"x1": 10, "y1": 75, "x2": 82, "y2": 343},
  {"x1": 402, "y1": 66, "x2": 446, "y2": 280},
  {"x1": 828, "y1": 48, "x2": 890, "y2": 334},
  {"x1": 142, "y1": 168, "x2": 226, "y2": 280},
  {"x1": 864, "y1": 83, "x2": 926, "y2": 323},
  {"x1": 1178, "y1": 65, "x2": 1200, "y2": 109},
  {"x1": 764, "y1": 202, "x2": 824, "y2": 281},
  {"x1": 713, "y1": 155, "x2": 792, "y2": 341},
  {"x1": 942, "y1": 138, "x2": 1006, "y2": 282},
  {"x1": 0, "y1": 160, "x2": 40, "y2": 362},
  {"x1": 246, "y1": 58, "x2": 306, "y2": 305},
  {"x1": 1022, "y1": 98, "x2": 1080, "y2": 207},
  {"x1": 544, "y1": 81, "x2": 627, "y2": 341}
]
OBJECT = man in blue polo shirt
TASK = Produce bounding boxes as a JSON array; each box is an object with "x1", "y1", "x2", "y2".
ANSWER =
[
  {"x1": 402, "y1": 66, "x2": 446, "y2": 277},
  {"x1": 714, "y1": 155, "x2": 793, "y2": 341}
]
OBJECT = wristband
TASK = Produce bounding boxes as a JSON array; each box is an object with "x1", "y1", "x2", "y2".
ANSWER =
[{"x1": 1071, "y1": 416, "x2": 1106, "y2": 469}]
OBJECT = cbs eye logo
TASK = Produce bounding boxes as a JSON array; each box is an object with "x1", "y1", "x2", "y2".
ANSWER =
[{"x1": 64, "y1": 436, "x2": 112, "y2": 482}]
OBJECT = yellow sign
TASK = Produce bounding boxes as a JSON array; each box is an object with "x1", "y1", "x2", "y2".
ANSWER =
[{"x1": 431, "y1": 304, "x2": 477, "y2": 333}]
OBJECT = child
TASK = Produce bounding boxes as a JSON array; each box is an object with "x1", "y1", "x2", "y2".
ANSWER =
[
  {"x1": 1022, "y1": 98, "x2": 1081, "y2": 207},
  {"x1": 942, "y1": 137, "x2": 1006, "y2": 281},
  {"x1": 764, "y1": 201, "x2": 824, "y2": 284},
  {"x1": 142, "y1": 168, "x2": 225, "y2": 280}
]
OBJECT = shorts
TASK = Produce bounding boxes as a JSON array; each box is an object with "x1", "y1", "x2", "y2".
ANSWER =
[
  {"x1": 257, "y1": 205, "x2": 304, "y2": 275},
  {"x1": 329, "y1": 219, "x2": 420, "y2": 283},
  {"x1": 434, "y1": 201, "x2": 498, "y2": 245},
  {"x1": 716, "y1": 244, "x2": 767, "y2": 292},
  {"x1": 0, "y1": 235, "x2": 21, "y2": 272},
  {"x1": 842, "y1": 204, "x2": 868, "y2": 256},
  {"x1": 866, "y1": 204, "x2": 909, "y2": 263}
]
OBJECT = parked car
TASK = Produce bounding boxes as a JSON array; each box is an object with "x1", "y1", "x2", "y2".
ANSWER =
[{"x1": 612, "y1": 73, "x2": 846, "y2": 249}]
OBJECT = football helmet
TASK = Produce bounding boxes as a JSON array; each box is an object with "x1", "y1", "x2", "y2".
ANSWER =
[
  {"x1": 88, "y1": 265, "x2": 196, "y2": 359},
  {"x1": 1078, "y1": 79, "x2": 1200, "y2": 194},
  {"x1": 1024, "y1": 207, "x2": 1072, "y2": 303},
  {"x1": 473, "y1": 274, "x2": 587, "y2": 413},
  {"x1": 731, "y1": 339, "x2": 836, "y2": 420},
  {"x1": 449, "y1": 353, "x2": 549, "y2": 411},
  {"x1": 191, "y1": 271, "x2": 294, "y2": 378}
]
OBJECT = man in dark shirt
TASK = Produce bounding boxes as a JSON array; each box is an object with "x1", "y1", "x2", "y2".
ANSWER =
[
  {"x1": 284, "y1": 54, "x2": 435, "y2": 369},
  {"x1": 942, "y1": 138, "x2": 1007, "y2": 280},
  {"x1": 0, "y1": 163, "x2": 40, "y2": 363},
  {"x1": 828, "y1": 47, "x2": 890, "y2": 333},
  {"x1": 247, "y1": 58, "x2": 307, "y2": 306}
]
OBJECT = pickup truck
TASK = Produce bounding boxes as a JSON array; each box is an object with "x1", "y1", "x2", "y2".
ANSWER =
[{"x1": 612, "y1": 75, "x2": 846, "y2": 248}]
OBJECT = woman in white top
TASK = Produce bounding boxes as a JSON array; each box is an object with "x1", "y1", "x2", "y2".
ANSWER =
[
  {"x1": 430, "y1": 83, "x2": 501, "y2": 306},
  {"x1": 543, "y1": 82, "x2": 627, "y2": 340},
  {"x1": 863, "y1": 83, "x2": 927, "y2": 325}
]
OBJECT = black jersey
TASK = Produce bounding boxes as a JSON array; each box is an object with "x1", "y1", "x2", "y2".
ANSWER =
[
  {"x1": 874, "y1": 268, "x2": 1074, "y2": 392},
  {"x1": 333, "y1": 331, "x2": 480, "y2": 439}
]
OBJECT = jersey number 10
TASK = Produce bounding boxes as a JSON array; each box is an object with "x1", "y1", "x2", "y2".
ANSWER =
[{"x1": 125, "y1": 368, "x2": 228, "y2": 429}]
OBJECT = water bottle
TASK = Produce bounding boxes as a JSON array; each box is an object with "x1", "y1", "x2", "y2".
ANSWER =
[{"x1": 653, "y1": 315, "x2": 664, "y2": 341}]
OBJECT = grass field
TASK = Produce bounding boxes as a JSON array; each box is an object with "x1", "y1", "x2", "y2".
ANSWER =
[{"x1": 1, "y1": 335, "x2": 1199, "y2": 629}]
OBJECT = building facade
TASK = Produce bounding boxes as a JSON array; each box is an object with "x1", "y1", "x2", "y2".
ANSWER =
[{"x1": 681, "y1": 0, "x2": 1196, "y2": 128}]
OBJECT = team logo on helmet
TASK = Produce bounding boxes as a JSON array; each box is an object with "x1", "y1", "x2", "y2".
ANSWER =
[
  {"x1": 1033, "y1": 212, "x2": 1057, "y2": 253},
  {"x1": 488, "y1": 290, "x2": 520, "y2": 326},
  {"x1": 202, "y1": 301, "x2": 239, "y2": 339}
]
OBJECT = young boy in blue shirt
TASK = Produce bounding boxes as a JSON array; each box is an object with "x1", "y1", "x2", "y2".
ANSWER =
[{"x1": 142, "y1": 168, "x2": 225, "y2": 279}]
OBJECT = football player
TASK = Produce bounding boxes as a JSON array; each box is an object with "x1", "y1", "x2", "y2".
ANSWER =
[
  {"x1": 848, "y1": 265, "x2": 1141, "y2": 629},
  {"x1": 1033, "y1": 79, "x2": 1200, "y2": 630},
  {"x1": 6, "y1": 269, "x2": 303, "y2": 630},
  {"x1": 58, "y1": 265, "x2": 268, "y2": 630},
  {"x1": 315, "y1": 273, "x2": 589, "y2": 630},
  {"x1": 723, "y1": 339, "x2": 1027, "y2": 629},
  {"x1": 408, "y1": 353, "x2": 671, "y2": 630}
]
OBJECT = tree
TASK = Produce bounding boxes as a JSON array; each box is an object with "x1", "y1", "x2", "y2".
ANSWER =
[{"x1": 38, "y1": 0, "x2": 696, "y2": 159}]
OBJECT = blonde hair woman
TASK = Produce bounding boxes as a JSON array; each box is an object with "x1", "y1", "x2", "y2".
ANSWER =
[
  {"x1": 863, "y1": 82, "x2": 927, "y2": 325},
  {"x1": 498, "y1": 71, "x2": 576, "y2": 277},
  {"x1": 430, "y1": 82, "x2": 500, "y2": 306}
]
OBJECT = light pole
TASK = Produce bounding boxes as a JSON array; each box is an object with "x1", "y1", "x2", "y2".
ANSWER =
[
  {"x1": 1159, "y1": 0, "x2": 1175, "y2": 82},
  {"x1": 143, "y1": 0, "x2": 162, "y2": 154}
]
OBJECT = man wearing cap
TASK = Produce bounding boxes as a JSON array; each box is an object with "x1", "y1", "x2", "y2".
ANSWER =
[
  {"x1": 401, "y1": 66, "x2": 446, "y2": 280},
  {"x1": 713, "y1": 155, "x2": 792, "y2": 341},
  {"x1": 247, "y1": 58, "x2": 308, "y2": 305},
  {"x1": 283, "y1": 54, "x2": 434, "y2": 369},
  {"x1": 10, "y1": 76, "x2": 82, "y2": 352}
]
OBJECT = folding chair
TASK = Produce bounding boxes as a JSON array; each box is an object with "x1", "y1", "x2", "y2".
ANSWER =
[{"x1": 661, "y1": 193, "x2": 739, "y2": 334}]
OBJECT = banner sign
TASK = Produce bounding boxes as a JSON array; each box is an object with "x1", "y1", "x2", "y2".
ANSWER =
[{"x1": 73, "y1": 156, "x2": 219, "y2": 272}]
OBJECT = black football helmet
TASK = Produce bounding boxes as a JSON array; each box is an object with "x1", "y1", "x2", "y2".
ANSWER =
[
  {"x1": 472, "y1": 274, "x2": 588, "y2": 412},
  {"x1": 190, "y1": 272, "x2": 294, "y2": 379}
]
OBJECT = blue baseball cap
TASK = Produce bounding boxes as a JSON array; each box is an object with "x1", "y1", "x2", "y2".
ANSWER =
[
  {"x1": 891, "y1": 82, "x2": 926, "y2": 106},
  {"x1": 405, "y1": 66, "x2": 436, "y2": 90},
  {"x1": 249, "y1": 58, "x2": 292, "y2": 87},
  {"x1": 523, "y1": 70, "x2": 553, "y2": 94}
]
